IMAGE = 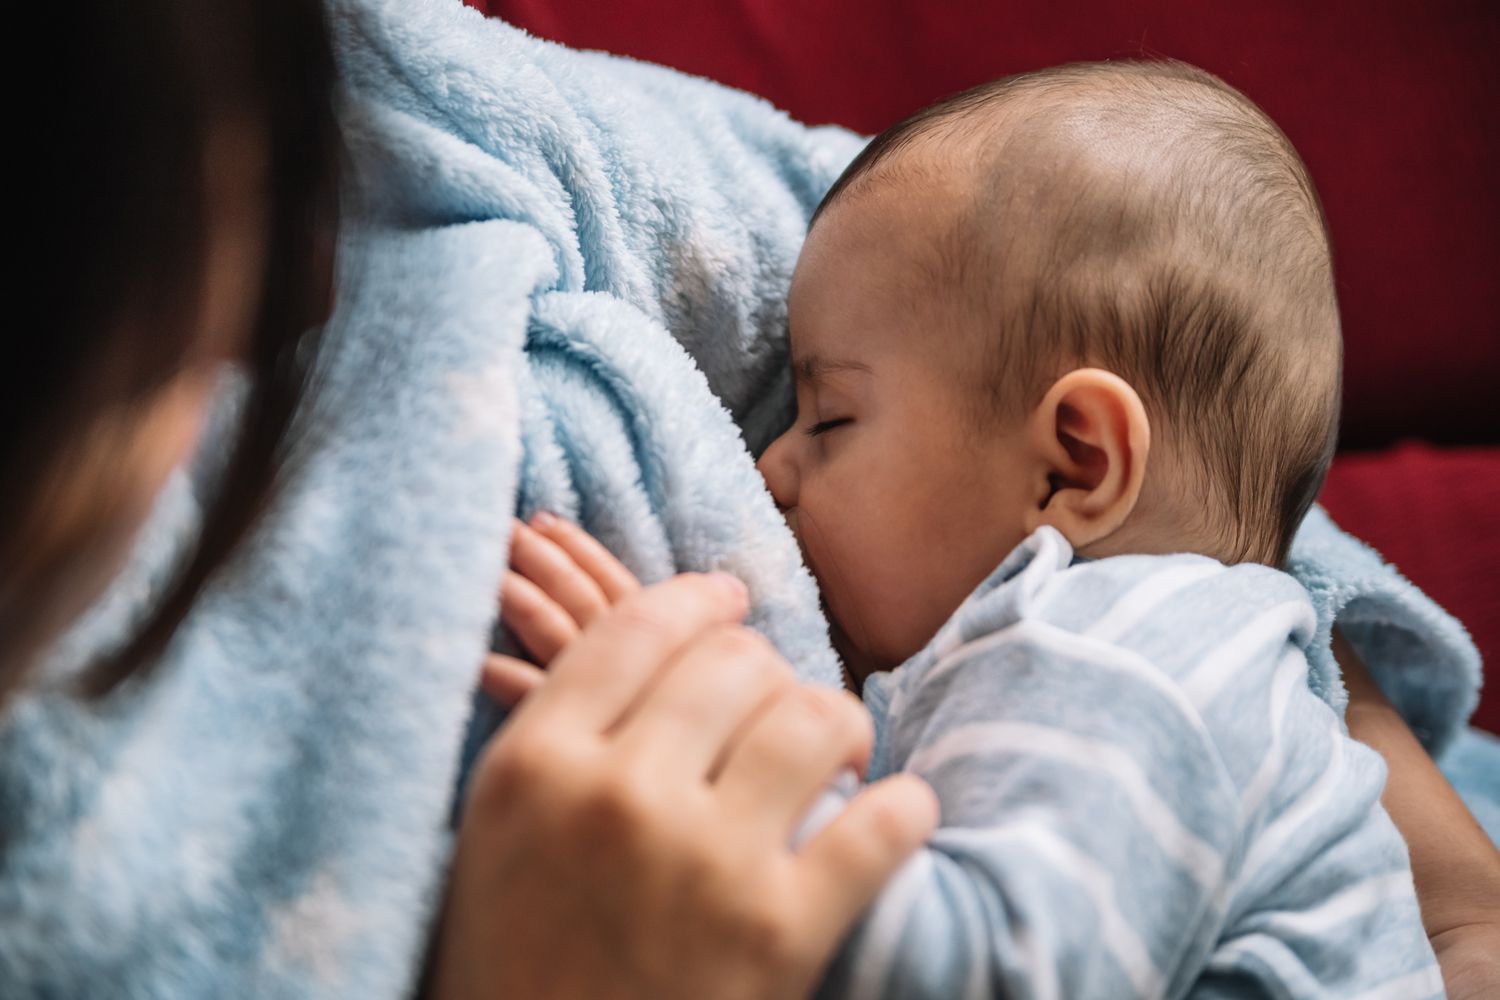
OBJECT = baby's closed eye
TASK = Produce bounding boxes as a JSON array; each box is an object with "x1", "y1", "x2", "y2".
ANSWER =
[{"x1": 805, "y1": 418, "x2": 852, "y2": 437}]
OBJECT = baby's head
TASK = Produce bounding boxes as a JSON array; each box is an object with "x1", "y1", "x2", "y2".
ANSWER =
[{"x1": 757, "y1": 60, "x2": 1341, "y2": 680}]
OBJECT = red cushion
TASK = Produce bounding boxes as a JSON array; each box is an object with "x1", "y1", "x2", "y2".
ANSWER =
[
  {"x1": 475, "y1": 0, "x2": 1499, "y2": 451},
  {"x1": 1320, "y1": 444, "x2": 1500, "y2": 735}
]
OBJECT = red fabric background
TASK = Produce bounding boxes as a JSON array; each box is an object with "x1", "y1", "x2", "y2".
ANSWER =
[
  {"x1": 1319, "y1": 445, "x2": 1499, "y2": 732},
  {"x1": 468, "y1": 0, "x2": 1498, "y2": 733},
  {"x1": 483, "y1": 0, "x2": 1499, "y2": 450}
]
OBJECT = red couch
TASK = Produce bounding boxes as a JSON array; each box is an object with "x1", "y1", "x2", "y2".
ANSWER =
[{"x1": 470, "y1": 0, "x2": 1499, "y2": 733}]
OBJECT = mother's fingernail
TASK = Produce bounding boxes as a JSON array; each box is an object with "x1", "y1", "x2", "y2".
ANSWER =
[
  {"x1": 708, "y1": 572, "x2": 748, "y2": 602},
  {"x1": 531, "y1": 510, "x2": 557, "y2": 529}
]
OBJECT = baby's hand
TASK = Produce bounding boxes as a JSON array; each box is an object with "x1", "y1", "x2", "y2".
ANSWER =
[{"x1": 484, "y1": 513, "x2": 642, "y2": 706}]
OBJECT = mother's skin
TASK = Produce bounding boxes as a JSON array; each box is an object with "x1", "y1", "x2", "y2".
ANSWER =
[{"x1": 1336, "y1": 637, "x2": 1500, "y2": 998}]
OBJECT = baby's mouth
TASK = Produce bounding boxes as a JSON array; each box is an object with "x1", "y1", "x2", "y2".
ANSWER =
[
  {"x1": 787, "y1": 518, "x2": 869, "y2": 691},
  {"x1": 780, "y1": 509, "x2": 816, "y2": 579},
  {"x1": 781, "y1": 513, "x2": 854, "y2": 674},
  {"x1": 805, "y1": 564, "x2": 882, "y2": 689},
  {"x1": 825, "y1": 615, "x2": 864, "y2": 693}
]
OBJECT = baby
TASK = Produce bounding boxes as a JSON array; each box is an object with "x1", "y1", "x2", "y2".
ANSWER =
[{"x1": 499, "y1": 61, "x2": 1440, "y2": 998}]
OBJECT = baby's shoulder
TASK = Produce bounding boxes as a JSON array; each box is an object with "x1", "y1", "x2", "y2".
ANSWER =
[{"x1": 1027, "y1": 552, "x2": 1316, "y2": 678}]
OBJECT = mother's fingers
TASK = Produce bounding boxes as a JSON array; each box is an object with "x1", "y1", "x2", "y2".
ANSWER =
[
  {"x1": 513, "y1": 572, "x2": 749, "y2": 737},
  {"x1": 508, "y1": 519, "x2": 612, "y2": 628},
  {"x1": 529, "y1": 513, "x2": 641, "y2": 604},
  {"x1": 714, "y1": 686, "x2": 875, "y2": 841},
  {"x1": 479, "y1": 653, "x2": 546, "y2": 707},
  {"x1": 610, "y1": 623, "x2": 796, "y2": 779},
  {"x1": 794, "y1": 774, "x2": 939, "y2": 945},
  {"x1": 498, "y1": 570, "x2": 578, "y2": 664}
]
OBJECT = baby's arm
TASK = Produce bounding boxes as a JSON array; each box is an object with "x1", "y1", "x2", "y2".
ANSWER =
[
  {"x1": 809, "y1": 618, "x2": 1248, "y2": 998},
  {"x1": 812, "y1": 609, "x2": 1438, "y2": 1000},
  {"x1": 499, "y1": 520, "x2": 1218, "y2": 994},
  {"x1": 499, "y1": 527, "x2": 1439, "y2": 998}
]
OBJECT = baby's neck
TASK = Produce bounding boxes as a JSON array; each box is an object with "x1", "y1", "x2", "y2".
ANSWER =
[{"x1": 1074, "y1": 477, "x2": 1259, "y2": 566}]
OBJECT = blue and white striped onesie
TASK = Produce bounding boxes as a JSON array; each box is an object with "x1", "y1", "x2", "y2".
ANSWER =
[{"x1": 806, "y1": 527, "x2": 1441, "y2": 1000}]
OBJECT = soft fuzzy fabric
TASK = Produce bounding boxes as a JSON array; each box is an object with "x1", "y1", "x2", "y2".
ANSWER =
[
  {"x1": 0, "y1": 221, "x2": 551, "y2": 998},
  {"x1": 1289, "y1": 506, "x2": 1480, "y2": 757},
  {"x1": 0, "y1": 1, "x2": 1487, "y2": 997}
]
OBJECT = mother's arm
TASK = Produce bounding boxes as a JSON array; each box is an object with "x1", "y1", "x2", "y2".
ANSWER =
[{"x1": 1335, "y1": 632, "x2": 1500, "y2": 1000}]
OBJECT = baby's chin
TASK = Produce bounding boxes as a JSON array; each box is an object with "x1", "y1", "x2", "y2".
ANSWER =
[
  {"x1": 802, "y1": 550, "x2": 893, "y2": 684},
  {"x1": 822, "y1": 608, "x2": 885, "y2": 692}
]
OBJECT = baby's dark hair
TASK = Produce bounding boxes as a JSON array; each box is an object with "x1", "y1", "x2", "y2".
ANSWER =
[{"x1": 814, "y1": 61, "x2": 1341, "y2": 566}]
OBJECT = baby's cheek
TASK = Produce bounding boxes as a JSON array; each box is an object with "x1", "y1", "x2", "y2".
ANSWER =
[{"x1": 846, "y1": 564, "x2": 929, "y2": 670}]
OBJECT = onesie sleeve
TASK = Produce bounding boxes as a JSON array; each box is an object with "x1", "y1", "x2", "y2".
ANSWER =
[
  {"x1": 812, "y1": 616, "x2": 1243, "y2": 999},
  {"x1": 805, "y1": 565, "x2": 1440, "y2": 1000},
  {"x1": 1190, "y1": 732, "x2": 1442, "y2": 998}
]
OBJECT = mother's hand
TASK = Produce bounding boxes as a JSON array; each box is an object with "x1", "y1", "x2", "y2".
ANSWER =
[{"x1": 430, "y1": 573, "x2": 938, "y2": 1000}]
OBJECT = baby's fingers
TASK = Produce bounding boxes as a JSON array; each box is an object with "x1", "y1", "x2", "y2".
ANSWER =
[
  {"x1": 499, "y1": 570, "x2": 580, "y2": 665},
  {"x1": 480, "y1": 654, "x2": 546, "y2": 707},
  {"x1": 529, "y1": 512, "x2": 641, "y2": 604},
  {"x1": 509, "y1": 519, "x2": 612, "y2": 629}
]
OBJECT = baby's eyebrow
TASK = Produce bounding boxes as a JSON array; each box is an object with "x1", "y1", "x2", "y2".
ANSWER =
[{"x1": 792, "y1": 354, "x2": 872, "y2": 386}]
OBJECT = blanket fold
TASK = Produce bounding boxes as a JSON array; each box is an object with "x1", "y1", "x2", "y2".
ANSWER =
[
  {"x1": 1290, "y1": 506, "x2": 1480, "y2": 757},
  {"x1": 0, "y1": 1, "x2": 1488, "y2": 996}
]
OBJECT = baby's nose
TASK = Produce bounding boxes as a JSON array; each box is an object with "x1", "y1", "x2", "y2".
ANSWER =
[{"x1": 755, "y1": 433, "x2": 798, "y2": 512}]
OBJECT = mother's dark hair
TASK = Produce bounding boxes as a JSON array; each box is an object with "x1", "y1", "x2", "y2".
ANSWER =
[{"x1": 3, "y1": 0, "x2": 340, "y2": 700}]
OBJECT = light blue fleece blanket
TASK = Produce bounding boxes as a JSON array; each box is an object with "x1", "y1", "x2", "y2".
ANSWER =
[{"x1": 0, "y1": 0, "x2": 1489, "y2": 996}]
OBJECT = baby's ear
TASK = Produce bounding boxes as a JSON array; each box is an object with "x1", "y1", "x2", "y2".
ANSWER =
[{"x1": 1022, "y1": 368, "x2": 1150, "y2": 549}]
